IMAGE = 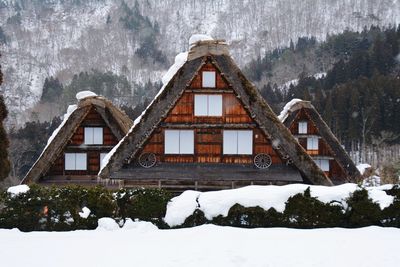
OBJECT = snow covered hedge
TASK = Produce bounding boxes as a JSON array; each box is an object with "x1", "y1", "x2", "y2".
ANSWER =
[
  {"x1": 165, "y1": 184, "x2": 400, "y2": 229},
  {"x1": 0, "y1": 185, "x2": 171, "y2": 231},
  {"x1": 1, "y1": 184, "x2": 400, "y2": 231}
]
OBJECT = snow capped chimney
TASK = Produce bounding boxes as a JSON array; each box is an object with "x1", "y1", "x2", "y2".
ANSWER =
[{"x1": 188, "y1": 34, "x2": 229, "y2": 61}]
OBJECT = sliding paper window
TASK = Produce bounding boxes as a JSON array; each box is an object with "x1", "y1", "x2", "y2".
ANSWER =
[
  {"x1": 223, "y1": 130, "x2": 253, "y2": 155},
  {"x1": 194, "y1": 94, "x2": 222, "y2": 116},
  {"x1": 84, "y1": 127, "x2": 103, "y2": 144},
  {"x1": 65, "y1": 153, "x2": 87, "y2": 170},
  {"x1": 165, "y1": 130, "x2": 194, "y2": 154}
]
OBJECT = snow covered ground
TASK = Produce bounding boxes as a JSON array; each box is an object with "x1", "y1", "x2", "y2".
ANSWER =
[{"x1": 0, "y1": 224, "x2": 399, "y2": 267}]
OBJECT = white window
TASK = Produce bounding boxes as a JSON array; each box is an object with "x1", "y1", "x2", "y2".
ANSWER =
[
  {"x1": 165, "y1": 130, "x2": 194, "y2": 154},
  {"x1": 84, "y1": 127, "x2": 103, "y2": 145},
  {"x1": 298, "y1": 121, "x2": 308, "y2": 134},
  {"x1": 202, "y1": 71, "x2": 216, "y2": 88},
  {"x1": 223, "y1": 130, "x2": 253, "y2": 155},
  {"x1": 194, "y1": 94, "x2": 222, "y2": 116},
  {"x1": 65, "y1": 153, "x2": 87, "y2": 170},
  {"x1": 314, "y1": 159, "x2": 330, "y2": 172},
  {"x1": 100, "y1": 153, "x2": 108, "y2": 169},
  {"x1": 307, "y1": 136, "x2": 319, "y2": 150}
]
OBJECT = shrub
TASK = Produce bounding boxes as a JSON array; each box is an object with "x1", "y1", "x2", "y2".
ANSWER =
[
  {"x1": 345, "y1": 189, "x2": 382, "y2": 227},
  {"x1": 283, "y1": 188, "x2": 345, "y2": 228}
]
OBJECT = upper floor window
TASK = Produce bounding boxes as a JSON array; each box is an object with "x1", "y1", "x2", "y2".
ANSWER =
[
  {"x1": 307, "y1": 136, "x2": 319, "y2": 150},
  {"x1": 298, "y1": 121, "x2": 307, "y2": 134},
  {"x1": 84, "y1": 127, "x2": 103, "y2": 145},
  {"x1": 194, "y1": 94, "x2": 222, "y2": 116},
  {"x1": 223, "y1": 130, "x2": 253, "y2": 155},
  {"x1": 202, "y1": 71, "x2": 216, "y2": 88},
  {"x1": 165, "y1": 130, "x2": 194, "y2": 154},
  {"x1": 65, "y1": 153, "x2": 87, "y2": 170}
]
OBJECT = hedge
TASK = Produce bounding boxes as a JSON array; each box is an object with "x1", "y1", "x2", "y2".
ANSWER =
[
  {"x1": 0, "y1": 185, "x2": 171, "y2": 231},
  {"x1": 1, "y1": 185, "x2": 400, "y2": 231}
]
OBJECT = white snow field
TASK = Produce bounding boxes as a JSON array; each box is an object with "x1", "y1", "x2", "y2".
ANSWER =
[{"x1": 0, "y1": 224, "x2": 399, "y2": 267}]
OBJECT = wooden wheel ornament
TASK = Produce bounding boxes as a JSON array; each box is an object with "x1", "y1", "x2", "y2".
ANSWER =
[
  {"x1": 138, "y1": 153, "x2": 157, "y2": 168},
  {"x1": 254, "y1": 153, "x2": 272, "y2": 169}
]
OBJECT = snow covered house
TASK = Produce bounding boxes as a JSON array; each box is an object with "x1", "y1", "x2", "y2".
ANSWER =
[
  {"x1": 98, "y1": 37, "x2": 332, "y2": 191},
  {"x1": 279, "y1": 99, "x2": 361, "y2": 184},
  {"x1": 21, "y1": 92, "x2": 133, "y2": 186}
]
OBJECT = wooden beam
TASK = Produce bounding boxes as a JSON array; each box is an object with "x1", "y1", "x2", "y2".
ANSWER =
[
  {"x1": 160, "y1": 123, "x2": 257, "y2": 129},
  {"x1": 185, "y1": 89, "x2": 234, "y2": 94}
]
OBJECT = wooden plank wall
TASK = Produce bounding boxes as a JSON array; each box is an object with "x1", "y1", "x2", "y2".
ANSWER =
[
  {"x1": 45, "y1": 107, "x2": 119, "y2": 179},
  {"x1": 140, "y1": 62, "x2": 283, "y2": 165}
]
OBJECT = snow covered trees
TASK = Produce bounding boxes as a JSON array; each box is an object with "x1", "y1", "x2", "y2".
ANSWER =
[{"x1": 0, "y1": 55, "x2": 11, "y2": 182}]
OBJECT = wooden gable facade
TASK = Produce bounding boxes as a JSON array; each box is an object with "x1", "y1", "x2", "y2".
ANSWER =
[
  {"x1": 22, "y1": 95, "x2": 133, "y2": 186},
  {"x1": 99, "y1": 40, "x2": 332, "y2": 191},
  {"x1": 281, "y1": 100, "x2": 361, "y2": 184}
]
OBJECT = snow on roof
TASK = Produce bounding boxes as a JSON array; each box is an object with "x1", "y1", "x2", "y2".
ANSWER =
[
  {"x1": 7, "y1": 185, "x2": 30, "y2": 196},
  {"x1": 189, "y1": 34, "x2": 214, "y2": 47},
  {"x1": 99, "y1": 51, "x2": 189, "y2": 174},
  {"x1": 357, "y1": 163, "x2": 372, "y2": 175},
  {"x1": 24, "y1": 104, "x2": 78, "y2": 178},
  {"x1": 278, "y1": 98, "x2": 303, "y2": 122},
  {"x1": 76, "y1": 91, "x2": 97, "y2": 100},
  {"x1": 164, "y1": 184, "x2": 395, "y2": 227}
]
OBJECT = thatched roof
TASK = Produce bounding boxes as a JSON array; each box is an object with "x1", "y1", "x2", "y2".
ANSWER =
[
  {"x1": 21, "y1": 95, "x2": 133, "y2": 184},
  {"x1": 99, "y1": 40, "x2": 333, "y2": 186},
  {"x1": 281, "y1": 100, "x2": 362, "y2": 183}
]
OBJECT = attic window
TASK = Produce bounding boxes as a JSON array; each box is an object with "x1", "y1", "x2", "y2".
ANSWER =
[
  {"x1": 223, "y1": 130, "x2": 253, "y2": 155},
  {"x1": 202, "y1": 71, "x2": 216, "y2": 88},
  {"x1": 298, "y1": 121, "x2": 308, "y2": 134},
  {"x1": 165, "y1": 130, "x2": 194, "y2": 154},
  {"x1": 84, "y1": 127, "x2": 103, "y2": 145},
  {"x1": 314, "y1": 159, "x2": 330, "y2": 172},
  {"x1": 194, "y1": 94, "x2": 222, "y2": 116},
  {"x1": 65, "y1": 153, "x2": 87, "y2": 170}
]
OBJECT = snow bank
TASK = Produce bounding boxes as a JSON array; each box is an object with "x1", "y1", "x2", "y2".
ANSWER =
[
  {"x1": 78, "y1": 207, "x2": 91, "y2": 219},
  {"x1": 7, "y1": 185, "x2": 30, "y2": 196},
  {"x1": 96, "y1": 218, "x2": 120, "y2": 231},
  {"x1": 122, "y1": 219, "x2": 158, "y2": 232},
  {"x1": 189, "y1": 34, "x2": 214, "y2": 47},
  {"x1": 164, "y1": 184, "x2": 394, "y2": 226},
  {"x1": 278, "y1": 98, "x2": 303, "y2": 121},
  {"x1": 357, "y1": 163, "x2": 371, "y2": 175},
  {"x1": 76, "y1": 90, "x2": 97, "y2": 100},
  {"x1": 1, "y1": 225, "x2": 399, "y2": 267}
]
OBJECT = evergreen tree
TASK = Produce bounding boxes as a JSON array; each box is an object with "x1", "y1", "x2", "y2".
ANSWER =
[{"x1": 0, "y1": 55, "x2": 11, "y2": 181}]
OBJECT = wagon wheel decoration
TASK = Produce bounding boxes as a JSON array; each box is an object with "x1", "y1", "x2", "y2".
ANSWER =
[
  {"x1": 253, "y1": 153, "x2": 272, "y2": 169},
  {"x1": 138, "y1": 153, "x2": 157, "y2": 168}
]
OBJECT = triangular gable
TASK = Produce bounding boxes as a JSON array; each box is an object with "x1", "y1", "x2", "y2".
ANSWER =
[
  {"x1": 22, "y1": 96, "x2": 133, "y2": 184},
  {"x1": 99, "y1": 49, "x2": 332, "y2": 185},
  {"x1": 281, "y1": 100, "x2": 361, "y2": 182}
]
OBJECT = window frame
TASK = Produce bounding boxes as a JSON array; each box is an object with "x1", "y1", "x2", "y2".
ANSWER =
[
  {"x1": 164, "y1": 129, "x2": 194, "y2": 155},
  {"x1": 314, "y1": 159, "x2": 330, "y2": 172},
  {"x1": 307, "y1": 136, "x2": 319, "y2": 150},
  {"x1": 202, "y1": 71, "x2": 216, "y2": 88},
  {"x1": 223, "y1": 130, "x2": 253, "y2": 155},
  {"x1": 298, "y1": 121, "x2": 308, "y2": 134},
  {"x1": 84, "y1": 127, "x2": 103, "y2": 145},
  {"x1": 194, "y1": 94, "x2": 222, "y2": 117},
  {"x1": 64, "y1": 153, "x2": 87, "y2": 171}
]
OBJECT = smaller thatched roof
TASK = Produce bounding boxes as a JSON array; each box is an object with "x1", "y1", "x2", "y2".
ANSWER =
[
  {"x1": 281, "y1": 100, "x2": 362, "y2": 183},
  {"x1": 21, "y1": 94, "x2": 133, "y2": 184}
]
